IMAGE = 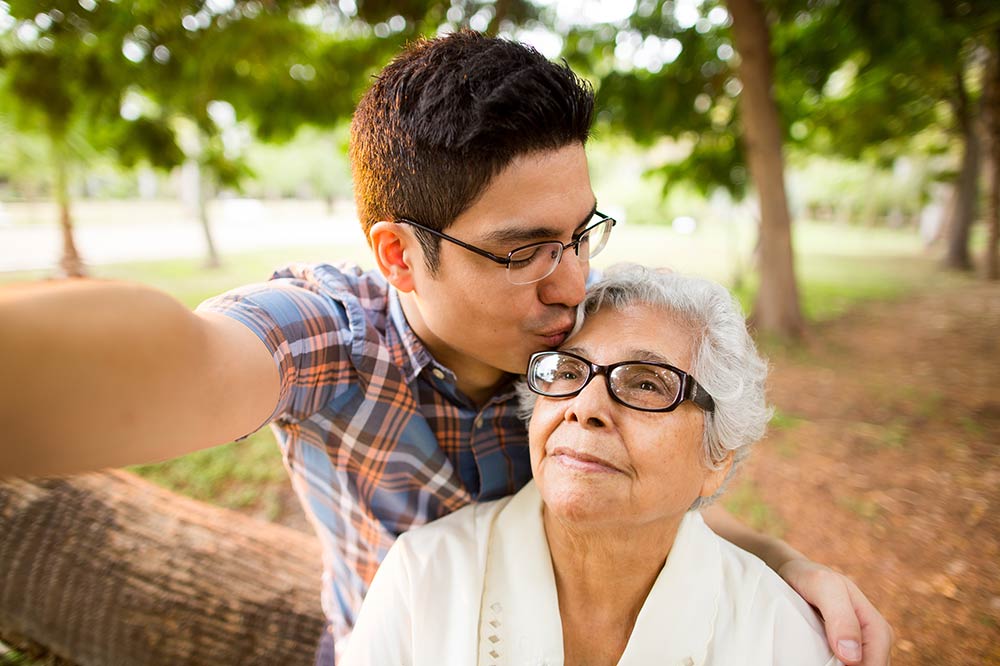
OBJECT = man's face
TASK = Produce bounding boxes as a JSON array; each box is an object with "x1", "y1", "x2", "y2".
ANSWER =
[
  {"x1": 528, "y1": 304, "x2": 725, "y2": 531},
  {"x1": 403, "y1": 144, "x2": 597, "y2": 394}
]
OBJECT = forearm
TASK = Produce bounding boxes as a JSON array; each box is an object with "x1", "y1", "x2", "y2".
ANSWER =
[
  {"x1": 701, "y1": 503, "x2": 805, "y2": 572},
  {"x1": 0, "y1": 280, "x2": 278, "y2": 477}
]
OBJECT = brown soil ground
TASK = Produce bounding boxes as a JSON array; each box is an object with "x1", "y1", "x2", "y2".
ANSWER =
[
  {"x1": 263, "y1": 276, "x2": 1000, "y2": 665},
  {"x1": 741, "y1": 278, "x2": 1000, "y2": 666}
]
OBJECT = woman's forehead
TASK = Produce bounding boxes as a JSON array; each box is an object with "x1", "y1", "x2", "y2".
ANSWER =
[{"x1": 565, "y1": 304, "x2": 693, "y2": 368}]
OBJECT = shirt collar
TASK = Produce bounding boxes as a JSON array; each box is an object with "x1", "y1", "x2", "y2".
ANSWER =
[
  {"x1": 388, "y1": 287, "x2": 452, "y2": 385},
  {"x1": 480, "y1": 482, "x2": 721, "y2": 666}
]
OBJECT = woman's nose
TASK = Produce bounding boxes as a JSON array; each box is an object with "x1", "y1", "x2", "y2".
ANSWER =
[{"x1": 563, "y1": 374, "x2": 613, "y2": 429}]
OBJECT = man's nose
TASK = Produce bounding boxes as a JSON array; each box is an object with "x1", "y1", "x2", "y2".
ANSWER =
[{"x1": 538, "y1": 252, "x2": 587, "y2": 308}]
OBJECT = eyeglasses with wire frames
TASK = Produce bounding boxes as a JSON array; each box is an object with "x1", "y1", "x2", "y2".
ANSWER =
[
  {"x1": 394, "y1": 211, "x2": 616, "y2": 285},
  {"x1": 526, "y1": 350, "x2": 716, "y2": 413}
]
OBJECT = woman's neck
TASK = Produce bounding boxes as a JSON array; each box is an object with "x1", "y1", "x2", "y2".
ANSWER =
[{"x1": 543, "y1": 509, "x2": 685, "y2": 666}]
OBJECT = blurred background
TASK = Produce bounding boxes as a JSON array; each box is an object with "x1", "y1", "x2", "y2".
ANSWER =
[{"x1": 0, "y1": 1, "x2": 998, "y2": 664}]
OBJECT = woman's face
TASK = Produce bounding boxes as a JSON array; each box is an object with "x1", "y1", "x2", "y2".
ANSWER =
[{"x1": 529, "y1": 304, "x2": 731, "y2": 530}]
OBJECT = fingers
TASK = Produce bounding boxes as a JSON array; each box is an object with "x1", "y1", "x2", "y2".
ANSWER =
[
  {"x1": 846, "y1": 578, "x2": 893, "y2": 666},
  {"x1": 814, "y1": 575, "x2": 864, "y2": 664},
  {"x1": 779, "y1": 560, "x2": 864, "y2": 664},
  {"x1": 778, "y1": 559, "x2": 893, "y2": 665}
]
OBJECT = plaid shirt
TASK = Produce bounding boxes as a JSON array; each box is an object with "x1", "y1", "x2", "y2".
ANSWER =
[{"x1": 197, "y1": 262, "x2": 531, "y2": 651}]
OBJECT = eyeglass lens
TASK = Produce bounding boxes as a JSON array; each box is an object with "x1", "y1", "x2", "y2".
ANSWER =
[
  {"x1": 506, "y1": 214, "x2": 614, "y2": 285},
  {"x1": 529, "y1": 353, "x2": 684, "y2": 411}
]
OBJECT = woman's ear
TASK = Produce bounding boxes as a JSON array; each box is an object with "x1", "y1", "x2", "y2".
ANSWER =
[
  {"x1": 369, "y1": 221, "x2": 416, "y2": 293},
  {"x1": 699, "y1": 450, "x2": 734, "y2": 499}
]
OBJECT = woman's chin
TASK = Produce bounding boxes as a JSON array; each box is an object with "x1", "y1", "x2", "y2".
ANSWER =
[{"x1": 538, "y1": 473, "x2": 625, "y2": 526}]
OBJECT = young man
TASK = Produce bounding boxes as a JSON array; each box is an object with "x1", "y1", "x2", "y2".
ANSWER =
[{"x1": 1, "y1": 31, "x2": 890, "y2": 665}]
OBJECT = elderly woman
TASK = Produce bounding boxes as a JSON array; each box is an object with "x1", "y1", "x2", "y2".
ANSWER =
[{"x1": 342, "y1": 265, "x2": 839, "y2": 666}]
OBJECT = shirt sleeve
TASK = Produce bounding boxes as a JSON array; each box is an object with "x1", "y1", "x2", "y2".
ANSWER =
[
  {"x1": 196, "y1": 277, "x2": 354, "y2": 431},
  {"x1": 340, "y1": 536, "x2": 415, "y2": 665}
]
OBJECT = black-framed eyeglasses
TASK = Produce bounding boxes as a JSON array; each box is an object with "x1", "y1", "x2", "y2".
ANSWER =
[
  {"x1": 526, "y1": 350, "x2": 716, "y2": 413},
  {"x1": 395, "y1": 211, "x2": 616, "y2": 285}
]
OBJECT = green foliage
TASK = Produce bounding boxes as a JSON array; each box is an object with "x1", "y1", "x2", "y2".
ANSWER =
[
  {"x1": 245, "y1": 124, "x2": 353, "y2": 200},
  {"x1": 562, "y1": 0, "x2": 998, "y2": 201}
]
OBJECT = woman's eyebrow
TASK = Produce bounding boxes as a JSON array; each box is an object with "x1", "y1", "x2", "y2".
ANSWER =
[
  {"x1": 556, "y1": 347, "x2": 680, "y2": 366},
  {"x1": 628, "y1": 349, "x2": 677, "y2": 365}
]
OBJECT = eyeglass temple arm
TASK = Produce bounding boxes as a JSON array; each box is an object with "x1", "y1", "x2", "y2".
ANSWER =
[
  {"x1": 687, "y1": 380, "x2": 716, "y2": 412},
  {"x1": 396, "y1": 219, "x2": 511, "y2": 266}
]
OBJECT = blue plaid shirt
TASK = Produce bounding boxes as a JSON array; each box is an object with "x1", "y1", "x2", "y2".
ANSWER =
[{"x1": 198, "y1": 262, "x2": 532, "y2": 651}]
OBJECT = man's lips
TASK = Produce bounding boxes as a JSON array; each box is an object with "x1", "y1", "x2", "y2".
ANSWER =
[
  {"x1": 548, "y1": 446, "x2": 624, "y2": 474},
  {"x1": 537, "y1": 321, "x2": 575, "y2": 347}
]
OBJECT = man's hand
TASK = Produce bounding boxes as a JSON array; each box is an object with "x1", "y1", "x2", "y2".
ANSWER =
[{"x1": 778, "y1": 558, "x2": 893, "y2": 665}]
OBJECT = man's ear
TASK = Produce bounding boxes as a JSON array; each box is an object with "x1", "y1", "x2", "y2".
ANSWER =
[
  {"x1": 369, "y1": 221, "x2": 417, "y2": 293},
  {"x1": 699, "y1": 450, "x2": 734, "y2": 499}
]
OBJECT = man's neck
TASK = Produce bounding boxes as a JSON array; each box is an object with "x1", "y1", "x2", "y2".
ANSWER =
[{"x1": 398, "y1": 292, "x2": 510, "y2": 406}]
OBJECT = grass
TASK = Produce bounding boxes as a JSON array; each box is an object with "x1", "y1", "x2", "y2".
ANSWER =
[
  {"x1": 0, "y1": 209, "x2": 950, "y2": 511},
  {"x1": 722, "y1": 478, "x2": 786, "y2": 537},
  {"x1": 835, "y1": 493, "x2": 882, "y2": 522},
  {"x1": 129, "y1": 429, "x2": 287, "y2": 514},
  {"x1": 769, "y1": 407, "x2": 805, "y2": 431}
]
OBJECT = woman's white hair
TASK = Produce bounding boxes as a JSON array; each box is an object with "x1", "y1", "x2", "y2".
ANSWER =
[{"x1": 519, "y1": 263, "x2": 772, "y2": 508}]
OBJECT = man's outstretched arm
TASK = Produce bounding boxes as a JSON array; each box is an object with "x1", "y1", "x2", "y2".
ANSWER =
[
  {"x1": 0, "y1": 279, "x2": 280, "y2": 477},
  {"x1": 702, "y1": 504, "x2": 893, "y2": 666}
]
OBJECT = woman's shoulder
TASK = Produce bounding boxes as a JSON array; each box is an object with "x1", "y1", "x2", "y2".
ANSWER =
[{"x1": 695, "y1": 516, "x2": 841, "y2": 665}]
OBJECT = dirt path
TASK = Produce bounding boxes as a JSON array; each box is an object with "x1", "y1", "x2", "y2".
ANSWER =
[{"x1": 741, "y1": 278, "x2": 1000, "y2": 665}]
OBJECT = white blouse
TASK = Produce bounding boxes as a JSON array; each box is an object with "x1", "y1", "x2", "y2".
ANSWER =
[{"x1": 342, "y1": 481, "x2": 840, "y2": 666}]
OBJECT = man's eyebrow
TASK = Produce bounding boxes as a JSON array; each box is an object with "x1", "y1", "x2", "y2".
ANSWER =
[
  {"x1": 478, "y1": 202, "x2": 599, "y2": 246},
  {"x1": 479, "y1": 225, "x2": 564, "y2": 245}
]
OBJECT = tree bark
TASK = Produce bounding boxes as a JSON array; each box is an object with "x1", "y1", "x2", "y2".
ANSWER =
[
  {"x1": 984, "y1": 36, "x2": 1000, "y2": 280},
  {"x1": 0, "y1": 471, "x2": 324, "y2": 666},
  {"x1": 727, "y1": 0, "x2": 804, "y2": 339},
  {"x1": 52, "y1": 137, "x2": 85, "y2": 279},
  {"x1": 944, "y1": 71, "x2": 980, "y2": 271}
]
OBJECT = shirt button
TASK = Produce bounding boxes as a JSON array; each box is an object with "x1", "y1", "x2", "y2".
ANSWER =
[
  {"x1": 431, "y1": 368, "x2": 445, "y2": 380},
  {"x1": 474, "y1": 416, "x2": 483, "y2": 428}
]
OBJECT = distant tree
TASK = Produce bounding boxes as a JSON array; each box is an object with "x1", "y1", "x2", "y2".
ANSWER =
[
  {"x1": 984, "y1": 32, "x2": 1000, "y2": 281},
  {"x1": 565, "y1": 0, "x2": 809, "y2": 337},
  {"x1": 772, "y1": 0, "x2": 1000, "y2": 271},
  {"x1": 0, "y1": 2, "x2": 182, "y2": 276}
]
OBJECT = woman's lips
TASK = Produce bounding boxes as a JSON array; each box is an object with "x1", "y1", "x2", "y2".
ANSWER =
[{"x1": 548, "y1": 446, "x2": 622, "y2": 474}]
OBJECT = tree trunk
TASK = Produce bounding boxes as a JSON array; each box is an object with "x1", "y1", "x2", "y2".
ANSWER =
[
  {"x1": 196, "y1": 162, "x2": 222, "y2": 269},
  {"x1": 984, "y1": 36, "x2": 1000, "y2": 281},
  {"x1": 52, "y1": 137, "x2": 85, "y2": 278},
  {"x1": 944, "y1": 71, "x2": 980, "y2": 271},
  {"x1": 485, "y1": 0, "x2": 513, "y2": 35},
  {"x1": 727, "y1": 0, "x2": 803, "y2": 339},
  {"x1": 0, "y1": 471, "x2": 324, "y2": 666}
]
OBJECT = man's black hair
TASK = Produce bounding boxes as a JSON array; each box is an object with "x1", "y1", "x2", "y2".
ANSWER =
[{"x1": 350, "y1": 29, "x2": 595, "y2": 272}]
